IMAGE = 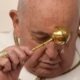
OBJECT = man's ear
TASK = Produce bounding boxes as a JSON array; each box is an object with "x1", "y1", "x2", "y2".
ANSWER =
[{"x1": 9, "y1": 10, "x2": 20, "y2": 37}]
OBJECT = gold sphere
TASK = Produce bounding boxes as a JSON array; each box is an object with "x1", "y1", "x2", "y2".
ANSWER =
[{"x1": 52, "y1": 28, "x2": 70, "y2": 45}]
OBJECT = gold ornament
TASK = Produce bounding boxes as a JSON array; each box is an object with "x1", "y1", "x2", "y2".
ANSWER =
[
  {"x1": 0, "y1": 50, "x2": 8, "y2": 58},
  {"x1": 32, "y1": 27, "x2": 70, "y2": 51}
]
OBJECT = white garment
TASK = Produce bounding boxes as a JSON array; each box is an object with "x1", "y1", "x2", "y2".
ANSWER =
[{"x1": 0, "y1": 32, "x2": 80, "y2": 80}]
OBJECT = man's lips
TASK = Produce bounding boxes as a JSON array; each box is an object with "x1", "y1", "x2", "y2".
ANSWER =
[
  {"x1": 40, "y1": 59, "x2": 61, "y2": 65},
  {"x1": 39, "y1": 59, "x2": 61, "y2": 69}
]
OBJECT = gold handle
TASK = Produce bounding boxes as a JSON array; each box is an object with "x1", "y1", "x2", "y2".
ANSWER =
[{"x1": 32, "y1": 38, "x2": 53, "y2": 51}]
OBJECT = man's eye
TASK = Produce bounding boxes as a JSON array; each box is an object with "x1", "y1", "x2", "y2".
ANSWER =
[{"x1": 32, "y1": 36, "x2": 51, "y2": 43}]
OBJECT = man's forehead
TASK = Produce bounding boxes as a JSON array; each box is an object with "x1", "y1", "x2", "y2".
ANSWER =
[
  {"x1": 18, "y1": 0, "x2": 78, "y2": 17},
  {"x1": 18, "y1": 0, "x2": 78, "y2": 16},
  {"x1": 18, "y1": 0, "x2": 77, "y2": 6}
]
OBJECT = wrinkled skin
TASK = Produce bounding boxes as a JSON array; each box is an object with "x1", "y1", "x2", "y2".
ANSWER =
[{"x1": 0, "y1": 0, "x2": 79, "y2": 80}]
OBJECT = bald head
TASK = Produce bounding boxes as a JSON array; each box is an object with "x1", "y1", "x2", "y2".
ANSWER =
[
  {"x1": 17, "y1": 0, "x2": 79, "y2": 18},
  {"x1": 17, "y1": 0, "x2": 79, "y2": 31},
  {"x1": 17, "y1": 0, "x2": 79, "y2": 12}
]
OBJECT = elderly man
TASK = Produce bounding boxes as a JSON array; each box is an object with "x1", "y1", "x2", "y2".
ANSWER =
[{"x1": 0, "y1": 0, "x2": 80, "y2": 80}]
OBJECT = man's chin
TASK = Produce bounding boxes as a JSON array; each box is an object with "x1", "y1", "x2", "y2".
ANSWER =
[{"x1": 33, "y1": 67, "x2": 63, "y2": 78}]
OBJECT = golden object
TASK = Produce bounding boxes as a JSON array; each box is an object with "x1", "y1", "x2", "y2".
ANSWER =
[
  {"x1": 14, "y1": 35, "x2": 19, "y2": 46},
  {"x1": 0, "y1": 50, "x2": 8, "y2": 58},
  {"x1": 52, "y1": 27, "x2": 70, "y2": 45},
  {"x1": 32, "y1": 27, "x2": 70, "y2": 51},
  {"x1": 78, "y1": 26, "x2": 80, "y2": 37},
  {"x1": 13, "y1": 27, "x2": 70, "y2": 51},
  {"x1": 32, "y1": 38, "x2": 53, "y2": 51}
]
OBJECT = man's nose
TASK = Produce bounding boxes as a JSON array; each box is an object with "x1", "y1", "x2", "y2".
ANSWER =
[{"x1": 45, "y1": 42, "x2": 58, "y2": 60}]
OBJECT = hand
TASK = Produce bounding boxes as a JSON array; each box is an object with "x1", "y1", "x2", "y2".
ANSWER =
[
  {"x1": 25, "y1": 45, "x2": 46, "y2": 74},
  {"x1": 0, "y1": 45, "x2": 32, "y2": 80}
]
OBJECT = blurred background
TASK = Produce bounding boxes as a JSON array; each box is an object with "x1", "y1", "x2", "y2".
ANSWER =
[
  {"x1": 0, "y1": 0, "x2": 18, "y2": 50},
  {"x1": 0, "y1": 0, "x2": 18, "y2": 32}
]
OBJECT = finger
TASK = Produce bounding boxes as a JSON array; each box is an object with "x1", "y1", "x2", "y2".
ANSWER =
[
  {"x1": 26, "y1": 46, "x2": 46, "y2": 68},
  {"x1": 8, "y1": 51, "x2": 20, "y2": 70},
  {"x1": 3, "y1": 60, "x2": 11, "y2": 72},
  {"x1": 13, "y1": 47, "x2": 28, "y2": 65},
  {"x1": 20, "y1": 46, "x2": 32, "y2": 56},
  {"x1": 0, "y1": 58, "x2": 11, "y2": 72}
]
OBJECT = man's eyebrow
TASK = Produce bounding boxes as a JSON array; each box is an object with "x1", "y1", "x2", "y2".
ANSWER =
[{"x1": 31, "y1": 31, "x2": 51, "y2": 36}]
